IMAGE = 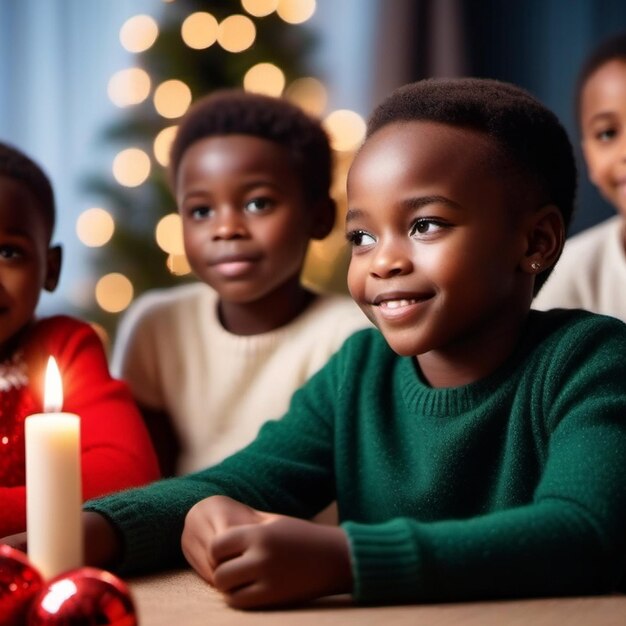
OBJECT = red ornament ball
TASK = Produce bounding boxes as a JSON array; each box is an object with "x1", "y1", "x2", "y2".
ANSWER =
[
  {"x1": 0, "y1": 543, "x2": 44, "y2": 626},
  {"x1": 28, "y1": 567, "x2": 137, "y2": 626}
]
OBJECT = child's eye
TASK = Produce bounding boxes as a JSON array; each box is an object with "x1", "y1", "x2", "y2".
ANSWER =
[
  {"x1": 595, "y1": 128, "x2": 617, "y2": 142},
  {"x1": 245, "y1": 197, "x2": 272, "y2": 214},
  {"x1": 409, "y1": 218, "x2": 446, "y2": 237},
  {"x1": 189, "y1": 205, "x2": 213, "y2": 220},
  {"x1": 346, "y1": 229, "x2": 376, "y2": 247},
  {"x1": 0, "y1": 245, "x2": 23, "y2": 260}
]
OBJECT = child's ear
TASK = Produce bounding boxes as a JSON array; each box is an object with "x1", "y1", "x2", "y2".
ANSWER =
[
  {"x1": 520, "y1": 204, "x2": 564, "y2": 275},
  {"x1": 310, "y1": 198, "x2": 336, "y2": 241},
  {"x1": 44, "y1": 244, "x2": 62, "y2": 292}
]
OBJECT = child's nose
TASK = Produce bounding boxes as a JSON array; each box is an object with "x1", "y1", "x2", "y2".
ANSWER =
[
  {"x1": 212, "y1": 208, "x2": 247, "y2": 240},
  {"x1": 369, "y1": 242, "x2": 412, "y2": 278}
]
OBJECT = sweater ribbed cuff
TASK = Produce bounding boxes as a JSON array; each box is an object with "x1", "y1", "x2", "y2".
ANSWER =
[
  {"x1": 342, "y1": 518, "x2": 423, "y2": 604},
  {"x1": 85, "y1": 493, "x2": 184, "y2": 575}
]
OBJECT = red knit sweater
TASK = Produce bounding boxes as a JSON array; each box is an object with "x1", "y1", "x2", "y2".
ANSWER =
[{"x1": 0, "y1": 315, "x2": 160, "y2": 536}]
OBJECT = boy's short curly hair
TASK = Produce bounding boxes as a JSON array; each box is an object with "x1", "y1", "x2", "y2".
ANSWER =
[
  {"x1": 169, "y1": 89, "x2": 333, "y2": 207},
  {"x1": 367, "y1": 77, "x2": 577, "y2": 293},
  {"x1": 0, "y1": 141, "x2": 55, "y2": 239},
  {"x1": 574, "y1": 32, "x2": 626, "y2": 126}
]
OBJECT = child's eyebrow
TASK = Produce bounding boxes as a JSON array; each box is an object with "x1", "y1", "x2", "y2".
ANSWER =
[
  {"x1": 585, "y1": 111, "x2": 616, "y2": 125},
  {"x1": 402, "y1": 195, "x2": 462, "y2": 211},
  {"x1": 0, "y1": 226, "x2": 33, "y2": 238},
  {"x1": 345, "y1": 208, "x2": 365, "y2": 224},
  {"x1": 346, "y1": 195, "x2": 461, "y2": 224},
  {"x1": 240, "y1": 179, "x2": 281, "y2": 192}
]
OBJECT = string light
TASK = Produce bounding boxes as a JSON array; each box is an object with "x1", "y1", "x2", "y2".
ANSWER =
[
  {"x1": 276, "y1": 0, "x2": 316, "y2": 24},
  {"x1": 107, "y1": 68, "x2": 151, "y2": 107},
  {"x1": 112, "y1": 148, "x2": 151, "y2": 187},
  {"x1": 217, "y1": 15, "x2": 256, "y2": 52},
  {"x1": 285, "y1": 77, "x2": 327, "y2": 116},
  {"x1": 243, "y1": 63, "x2": 285, "y2": 96},
  {"x1": 241, "y1": 0, "x2": 279, "y2": 17},
  {"x1": 76, "y1": 208, "x2": 115, "y2": 247},
  {"x1": 166, "y1": 253, "x2": 192, "y2": 276},
  {"x1": 154, "y1": 79, "x2": 192, "y2": 118},
  {"x1": 153, "y1": 125, "x2": 178, "y2": 167},
  {"x1": 155, "y1": 213, "x2": 185, "y2": 255},
  {"x1": 181, "y1": 12, "x2": 218, "y2": 49},
  {"x1": 95, "y1": 273, "x2": 134, "y2": 313},
  {"x1": 323, "y1": 109, "x2": 366, "y2": 152},
  {"x1": 119, "y1": 15, "x2": 159, "y2": 53}
]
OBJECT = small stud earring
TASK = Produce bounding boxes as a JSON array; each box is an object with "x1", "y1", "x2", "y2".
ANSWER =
[{"x1": 530, "y1": 261, "x2": 541, "y2": 272}]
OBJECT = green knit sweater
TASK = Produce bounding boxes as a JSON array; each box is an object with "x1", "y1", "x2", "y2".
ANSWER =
[{"x1": 86, "y1": 309, "x2": 626, "y2": 603}]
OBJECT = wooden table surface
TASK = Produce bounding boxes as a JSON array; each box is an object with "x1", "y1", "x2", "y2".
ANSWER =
[{"x1": 129, "y1": 569, "x2": 626, "y2": 626}]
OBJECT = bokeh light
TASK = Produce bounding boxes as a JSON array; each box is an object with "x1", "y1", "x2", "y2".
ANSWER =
[
  {"x1": 181, "y1": 12, "x2": 219, "y2": 49},
  {"x1": 243, "y1": 63, "x2": 285, "y2": 96},
  {"x1": 95, "y1": 273, "x2": 134, "y2": 313},
  {"x1": 276, "y1": 0, "x2": 316, "y2": 24},
  {"x1": 217, "y1": 15, "x2": 256, "y2": 53},
  {"x1": 112, "y1": 148, "x2": 151, "y2": 187},
  {"x1": 167, "y1": 253, "x2": 192, "y2": 276},
  {"x1": 155, "y1": 213, "x2": 185, "y2": 255},
  {"x1": 241, "y1": 0, "x2": 279, "y2": 17},
  {"x1": 285, "y1": 77, "x2": 327, "y2": 116},
  {"x1": 153, "y1": 79, "x2": 192, "y2": 118},
  {"x1": 76, "y1": 208, "x2": 115, "y2": 247},
  {"x1": 323, "y1": 109, "x2": 366, "y2": 152},
  {"x1": 119, "y1": 14, "x2": 159, "y2": 53},
  {"x1": 153, "y1": 125, "x2": 178, "y2": 167},
  {"x1": 107, "y1": 68, "x2": 151, "y2": 107}
]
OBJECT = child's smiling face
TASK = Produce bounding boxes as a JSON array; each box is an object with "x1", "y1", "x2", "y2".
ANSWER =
[
  {"x1": 580, "y1": 59, "x2": 626, "y2": 220},
  {"x1": 0, "y1": 177, "x2": 59, "y2": 356},
  {"x1": 346, "y1": 121, "x2": 533, "y2": 370},
  {"x1": 176, "y1": 134, "x2": 317, "y2": 306}
]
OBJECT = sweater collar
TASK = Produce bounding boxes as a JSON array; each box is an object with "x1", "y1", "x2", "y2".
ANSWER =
[{"x1": 399, "y1": 312, "x2": 543, "y2": 417}]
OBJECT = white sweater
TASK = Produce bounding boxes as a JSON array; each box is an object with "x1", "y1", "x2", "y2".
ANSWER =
[
  {"x1": 534, "y1": 216, "x2": 626, "y2": 322},
  {"x1": 112, "y1": 282, "x2": 370, "y2": 474}
]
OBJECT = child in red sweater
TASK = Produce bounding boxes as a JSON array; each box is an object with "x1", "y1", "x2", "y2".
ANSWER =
[{"x1": 0, "y1": 141, "x2": 159, "y2": 536}]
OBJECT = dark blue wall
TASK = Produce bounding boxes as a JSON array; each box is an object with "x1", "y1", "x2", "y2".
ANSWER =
[{"x1": 461, "y1": 0, "x2": 626, "y2": 236}]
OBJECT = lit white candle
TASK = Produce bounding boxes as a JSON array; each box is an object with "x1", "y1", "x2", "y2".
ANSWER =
[{"x1": 26, "y1": 356, "x2": 83, "y2": 580}]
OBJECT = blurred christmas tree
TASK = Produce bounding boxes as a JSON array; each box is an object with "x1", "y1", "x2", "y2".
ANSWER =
[{"x1": 81, "y1": 0, "x2": 363, "y2": 342}]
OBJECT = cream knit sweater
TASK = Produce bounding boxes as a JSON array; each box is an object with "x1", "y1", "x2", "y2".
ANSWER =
[
  {"x1": 112, "y1": 282, "x2": 370, "y2": 474},
  {"x1": 534, "y1": 216, "x2": 626, "y2": 321}
]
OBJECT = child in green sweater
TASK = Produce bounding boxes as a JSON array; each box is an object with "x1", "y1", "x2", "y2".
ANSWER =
[{"x1": 8, "y1": 78, "x2": 626, "y2": 608}]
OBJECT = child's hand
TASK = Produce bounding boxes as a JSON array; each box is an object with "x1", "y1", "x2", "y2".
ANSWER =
[
  {"x1": 0, "y1": 531, "x2": 27, "y2": 552},
  {"x1": 181, "y1": 495, "x2": 353, "y2": 608},
  {"x1": 182, "y1": 495, "x2": 267, "y2": 584}
]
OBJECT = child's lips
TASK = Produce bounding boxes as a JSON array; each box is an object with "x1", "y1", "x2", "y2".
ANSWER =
[
  {"x1": 209, "y1": 254, "x2": 261, "y2": 277},
  {"x1": 371, "y1": 292, "x2": 432, "y2": 321}
]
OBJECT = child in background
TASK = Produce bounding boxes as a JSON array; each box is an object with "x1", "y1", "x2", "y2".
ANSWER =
[
  {"x1": 534, "y1": 32, "x2": 626, "y2": 319},
  {"x1": 13, "y1": 78, "x2": 626, "y2": 608},
  {"x1": 111, "y1": 90, "x2": 368, "y2": 477},
  {"x1": 0, "y1": 142, "x2": 159, "y2": 536}
]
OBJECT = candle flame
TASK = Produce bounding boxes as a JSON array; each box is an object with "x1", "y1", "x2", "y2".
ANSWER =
[{"x1": 44, "y1": 356, "x2": 63, "y2": 412}]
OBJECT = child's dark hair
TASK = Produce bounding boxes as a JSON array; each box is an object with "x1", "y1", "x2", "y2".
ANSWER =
[
  {"x1": 0, "y1": 141, "x2": 55, "y2": 239},
  {"x1": 169, "y1": 89, "x2": 333, "y2": 207},
  {"x1": 367, "y1": 77, "x2": 577, "y2": 294},
  {"x1": 574, "y1": 31, "x2": 626, "y2": 126}
]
